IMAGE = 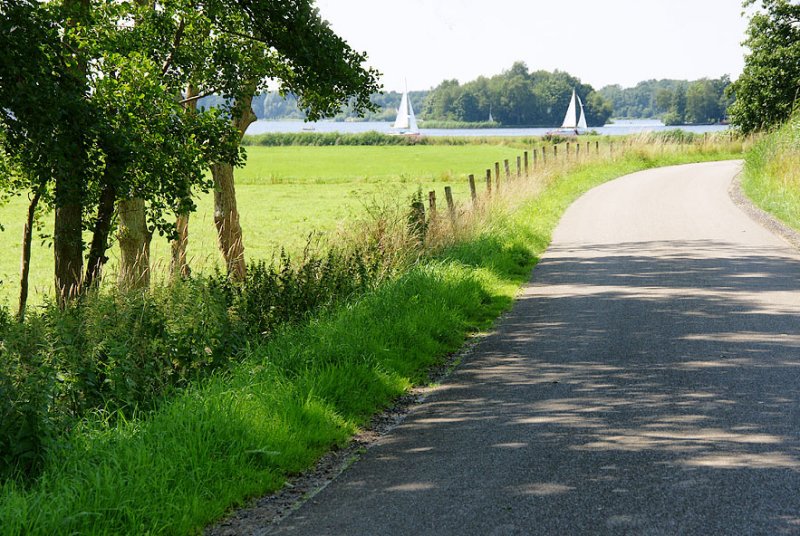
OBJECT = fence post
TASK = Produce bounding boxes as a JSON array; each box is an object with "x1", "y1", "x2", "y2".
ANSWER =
[
  {"x1": 516, "y1": 156, "x2": 521, "y2": 178},
  {"x1": 576, "y1": 142, "x2": 580, "y2": 159},
  {"x1": 494, "y1": 162, "x2": 500, "y2": 190},
  {"x1": 595, "y1": 140, "x2": 599, "y2": 155},
  {"x1": 444, "y1": 186, "x2": 456, "y2": 221},
  {"x1": 553, "y1": 145, "x2": 558, "y2": 160},
  {"x1": 485, "y1": 168, "x2": 492, "y2": 195},
  {"x1": 409, "y1": 195, "x2": 426, "y2": 241},
  {"x1": 468, "y1": 174, "x2": 477, "y2": 203},
  {"x1": 566, "y1": 142, "x2": 570, "y2": 159},
  {"x1": 532, "y1": 148, "x2": 537, "y2": 169},
  {"x1": 503, "y1": 159, "x2": 510, "y2": 182},
  {"x1": 541, "y1": 146, "x2": 546, "y2": 165},
  {"x1": 428, "y1": 190, "x2": 436, "y2": 213},
  {"x1": 523, "y1": 151, "x2": 529, "y2": 175}
]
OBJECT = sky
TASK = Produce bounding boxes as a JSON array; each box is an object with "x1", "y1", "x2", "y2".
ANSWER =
[{"x1": 314, "y1": 0, "x2": 750, "y2": 93}]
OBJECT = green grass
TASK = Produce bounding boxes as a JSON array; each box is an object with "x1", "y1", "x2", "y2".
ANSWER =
[
  {"x1": 0, "y1": 144, "x2": 523, "y2": 307},
  {"x1": 742, "y1": 113, "x2": 800, "y2": 230},
  {"x1": 0, "y1": 144, "x2": 742, "y2": 535}
]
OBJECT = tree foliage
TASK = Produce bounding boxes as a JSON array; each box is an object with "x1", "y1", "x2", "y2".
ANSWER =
[
  {"x1": 0, "y1": 0, "x2": 380, "y2": 301},
  {"x1": 420, "y1": 62, "x2": 613, "y2": 127},
  {"x1": 728, "y1": 0, "x2": 800, "y2": 133},
  {"x1": 599, "y1": 77, "x2": 732, "y2": 123}
]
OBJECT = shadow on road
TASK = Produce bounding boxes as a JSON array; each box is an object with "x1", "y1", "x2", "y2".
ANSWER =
[{"x1": 278, "y1": 239, "x2": 800, "y2": 535}]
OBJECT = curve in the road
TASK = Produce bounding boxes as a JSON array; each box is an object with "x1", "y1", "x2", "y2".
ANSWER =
[{"x1": 267, "y1": 160, "x2": 800, "y2": 535}]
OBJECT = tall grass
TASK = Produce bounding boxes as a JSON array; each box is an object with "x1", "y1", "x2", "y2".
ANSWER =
[
  {"x1": 0, "y1": 137, "x2": 743, "y2": 535},
  {"x1": 742, "y1": 111, "x2": 800, "y2": 230}
]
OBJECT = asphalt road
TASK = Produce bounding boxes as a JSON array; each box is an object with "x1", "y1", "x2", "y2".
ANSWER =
[{"x1": 269, "y1": 161, "x2": 800, "y2": 535}]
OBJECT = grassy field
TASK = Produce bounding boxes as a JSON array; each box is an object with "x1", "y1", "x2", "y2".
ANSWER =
[
  {"x1": 0, "y1": 144, "x2": 524, "y2": 307},
  {"x1": 0, "y1": 140, "x2": 744, "y2": 535}
]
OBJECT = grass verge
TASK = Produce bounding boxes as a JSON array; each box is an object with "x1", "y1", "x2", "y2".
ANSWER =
[
  {"x1": 0, "y1": 144, "x2": 742, "y2": 535},
  {"x1": 741, "y1": 112, "x2": 800, "y2": 230}
]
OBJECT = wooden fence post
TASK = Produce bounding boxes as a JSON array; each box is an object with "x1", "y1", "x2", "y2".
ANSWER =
[
  {"x1": 541, "y1": 146, "x2": 546, "y2": 164},
  {"x1": 523, "y1": 151, "x2": 529, "y2": 175},
  {"x1": 576, "y1": 142, "x2": 580, "y2": 159},
  {"x1": 516, "y1": 156, "x2": 521, "y2": 178},
  {"x1": 503, "y1": 159, "x2": 510, "y2": 182},
  {"x1": 468, "y1": 174, "x2": 477, "y2": 203},
  {"x1": 532, "y1": 148, "x2": 537, "y2": 169},
  {"x1": 428, "y1": 190, "x2": 436, "y2": 213},
  {"x1": 444, "y1": 186, "x2": 456, "y2": 221},
  {"x1": 566, "y1": 142, "x2": 570, "y2": 159},
  {"x1": 494, "y1": 162, "x2": 500, "y2": 190},
  {"x1": 553, "y1": 145, "x2": 558, "y2": 160},
  {"x1": 485, "y1": 168, "x2": 492, "y2": 195},
  {"x1": 595, "y1": 140, "x2": 599, "y2": 154}
]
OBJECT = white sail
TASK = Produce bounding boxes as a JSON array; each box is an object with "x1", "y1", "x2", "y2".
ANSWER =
[
  {"x1": 577, "y1": 94, "x2": 588, "y2": 130},
  {"x1": 392, "y1": 87, "x2": 419, "y2": 133},
  {"x1": 407, "y1": 97, "x2": 418, "y2": 132},
  {"x1": 393, "y1": 91, "x2": 410, "y2": 129},
  {"x1": 561, "y1": 89, "x2": 578, "y2": 129}
]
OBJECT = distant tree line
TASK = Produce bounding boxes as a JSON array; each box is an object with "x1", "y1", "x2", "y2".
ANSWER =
[
  {"x1": 420, "y1": 62, "x2": 613, "y2": 127},
  {"x1": 216, "y1": 68, "x2": 740, "y2": 128},
  {"x1": 598, "y1": 77, "x2": 734, "y2": 125}
]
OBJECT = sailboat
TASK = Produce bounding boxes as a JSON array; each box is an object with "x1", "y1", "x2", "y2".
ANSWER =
[
  {"x1": 392, "y1": 84, "x2": 420, "y2": 136},
  {"x1": 558, "y1": 88, "x2": 588, "y2": 134}
]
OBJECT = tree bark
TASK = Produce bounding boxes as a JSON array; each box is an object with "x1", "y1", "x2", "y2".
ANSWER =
[
  {"x1": 170, "y1": 213, "x2": 191, "y2": 279},
  {"x1": 210, "y1": 90, "x2": 255, "y2": 282},
  {"x1": 54, "y1": 201, "x2": 83, "y2": 305},
  {"x1": 17, "y1": 188, "x2": 42, "y2": 321},
  {"x1": 83, "y1": 180, "x2": 117, "y2": 289},
  {"x1": 117, "y1": 197, "x2": 151, "y2": 291}
]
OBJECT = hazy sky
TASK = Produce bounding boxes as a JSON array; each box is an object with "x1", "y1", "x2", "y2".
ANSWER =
[{"x1": 315, "y1": 0, "x2": 750, "y2": 92}]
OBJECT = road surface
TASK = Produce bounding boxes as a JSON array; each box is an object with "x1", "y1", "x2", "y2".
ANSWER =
[{"x1": 269, "y1": 160, "x2": 800, "y2": 535}]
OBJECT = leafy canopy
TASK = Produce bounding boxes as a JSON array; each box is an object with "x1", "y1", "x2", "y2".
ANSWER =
[{"x1": 728, "y1": 0, "x2": 800, "y2": 133}]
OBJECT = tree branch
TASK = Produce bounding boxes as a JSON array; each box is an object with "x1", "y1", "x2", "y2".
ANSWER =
[{"x1": 161, "y1": 17, "x2": 186, "y2": 76}]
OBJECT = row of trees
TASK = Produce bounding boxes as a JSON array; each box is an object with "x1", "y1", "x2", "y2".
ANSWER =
[
  {"x1": 420, "y1": 62, "x2": 613, "y2": 127},
  {"x1": 598, "y1": 77, "x2": 734, "y2": 124},
  {"x1": 0, "y1": 0, "x2": 379, "y2": 315}
]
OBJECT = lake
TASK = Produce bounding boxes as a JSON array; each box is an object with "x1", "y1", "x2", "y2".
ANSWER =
[{"x1": 245, "y1": 119, "x2": 729, "y2": 138}]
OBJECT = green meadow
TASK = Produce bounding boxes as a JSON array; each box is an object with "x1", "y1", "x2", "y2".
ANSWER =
[{"x1": 0, "y1": 144, "x2": 524, "y2": 306}]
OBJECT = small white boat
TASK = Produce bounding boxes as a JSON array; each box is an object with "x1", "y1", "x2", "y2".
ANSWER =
[
  {"x1": 392, "y1": 83, "x2": 420, "y2": 136},
  {"x1": 553, "y1": 88, "x2": 588, "y2": 135}
]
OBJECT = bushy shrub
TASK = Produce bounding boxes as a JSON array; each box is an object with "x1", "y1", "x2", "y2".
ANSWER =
[
  {"x1": 0, "y1": 246, "x2": 384, "y2": 480},
  {"x1": 228, "y1": 248, "x2": 379, "y2": 338}
]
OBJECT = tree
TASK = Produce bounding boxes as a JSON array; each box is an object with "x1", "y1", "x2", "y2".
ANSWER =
[
  {"x1": 728, "y1": 0, "x2": 800, "y2": 133},
  {"x1": 0, "y1": 0, "x2": 240, "y2": 301},
  {"x1": 197, "y1": 0, "x2": 380, "y2": 281},
  {"x1": 0, "y1": 0, "x2": 379, "y2": 303}
]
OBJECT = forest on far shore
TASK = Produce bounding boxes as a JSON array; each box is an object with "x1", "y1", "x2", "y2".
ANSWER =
[{"x1": 203, "y1": 63, "x2": 733, "y2": 127}]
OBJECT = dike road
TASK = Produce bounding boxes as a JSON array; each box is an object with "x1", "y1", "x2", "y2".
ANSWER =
[{"x1": 265, "y1": 160, "x2": 800, "y2": 535}]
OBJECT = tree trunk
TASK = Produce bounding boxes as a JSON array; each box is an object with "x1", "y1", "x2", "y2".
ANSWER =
[
  {"x1": 170, "y1": 83, "x2": 197, "y2": 280},
  {"x1": 211, "y1": 161, "x2": 247, "y2": 281},
  {"x1": 54, "y1": 201, "x2": 83, "y2": 305},
  {"x1": 83, "y1": 180, "x2": 117, "y2": 289},
  {"x1": 17, "y1": 188, "x2": 42, "y2": 321},
  {"x1": 53, "y1": 0, "x2": 89, "y2": 307},
  {"x1": 170, "y1": 213, "x2": 191, "y2": 279},
  {"x1": 210, "y1": 90, "x2": 255, "y2": 282},
  {"x1": 117, "y1": 197, "x2": 151, "y2": 291}
]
